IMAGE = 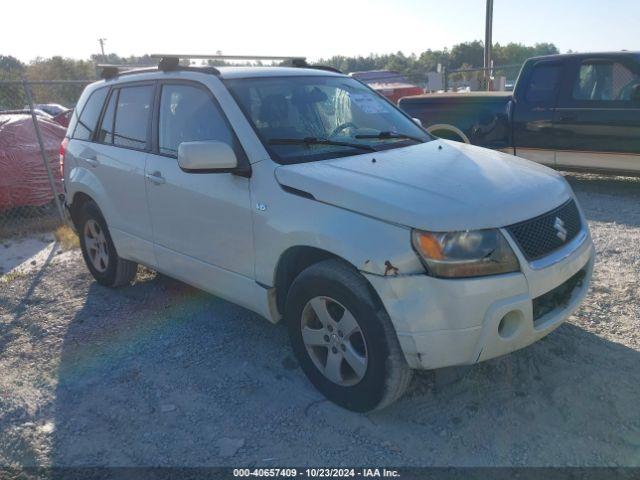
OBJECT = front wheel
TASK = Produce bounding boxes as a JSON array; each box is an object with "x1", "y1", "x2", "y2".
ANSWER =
[
  {"x1": 78, "y1": 201, "x2": 137, "y2": 287},
  {"x1": 285, "y1": 259, "x2": 412, "y2": 412}
]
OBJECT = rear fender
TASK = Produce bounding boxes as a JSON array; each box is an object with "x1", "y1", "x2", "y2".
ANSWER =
[{"x1": 66, "y1": 166, "x2": 115, "y2": 226}]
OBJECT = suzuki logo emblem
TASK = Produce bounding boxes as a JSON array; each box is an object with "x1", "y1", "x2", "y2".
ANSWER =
[{"x1": 554, "y1": 217, "x2": 568, "y2": 242}]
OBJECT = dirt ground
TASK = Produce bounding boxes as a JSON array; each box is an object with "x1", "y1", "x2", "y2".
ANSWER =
[{"x1": 0, "y1": 172, "x2": 639, "y2": 468}]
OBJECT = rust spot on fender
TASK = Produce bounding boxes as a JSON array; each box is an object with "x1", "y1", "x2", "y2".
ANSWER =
[{"x1": 384, "y1": 260, "x2": 399, "y2": 276}]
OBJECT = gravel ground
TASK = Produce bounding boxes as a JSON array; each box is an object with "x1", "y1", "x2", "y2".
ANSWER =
[{"x1": 0, "y1": 172, "x2": 639, "y2": 468}]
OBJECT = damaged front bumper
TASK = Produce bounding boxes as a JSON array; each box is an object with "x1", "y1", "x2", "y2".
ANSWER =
[{"x1": 364, "y1": 228, "x2": 595, "y2": 370}]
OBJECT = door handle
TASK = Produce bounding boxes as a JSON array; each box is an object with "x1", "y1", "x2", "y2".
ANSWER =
[
  {"x1": 560, "y1": 114, "x2": 577, "y2": 122},
  {"x1": 81, "y1": 155, "x2": 99, "y2": 167},
  {"x1": 145, "y1": 171, "x2": 166, "y2": 185}
]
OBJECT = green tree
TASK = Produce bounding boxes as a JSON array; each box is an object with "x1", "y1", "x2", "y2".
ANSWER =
[
  {"x1": 449, "y1": 41, "x2": 484, "y2": 69},
  {"x1": 0, "y1": 55, "x2": 26, "y2": 109},
  {"x1": 25, "y1": 57, "x2": 96, "y2": 107}
]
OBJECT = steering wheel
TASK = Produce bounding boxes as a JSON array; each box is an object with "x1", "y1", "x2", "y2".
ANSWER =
[{"x1": 330, "y1": 122, "x2": 359, "y2": 137}]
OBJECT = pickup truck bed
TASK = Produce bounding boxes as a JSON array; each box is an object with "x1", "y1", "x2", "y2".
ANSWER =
[{"x1": 400, "y1": 92, "x2": 512, "y2": 149}]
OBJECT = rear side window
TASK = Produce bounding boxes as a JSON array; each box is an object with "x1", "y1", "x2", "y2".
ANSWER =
[
  {"x1": 113, "y1": 85, "x2": 154, "y2": 150},
  {"x1": 158, "y1": 84, "x2": 235, "y2": 156},
  {"x1": 573, "y1": 61, "x2": 640, "y2": 101},
  {"x1": 525, "y1": 64, "x2": 562, "y2": 105},
  {"x1": 72, "y1": 88, "x2": 108, "y2": 141},
  {"x1": 97, "y1": 91, "x2": 117, "y2": 144}
]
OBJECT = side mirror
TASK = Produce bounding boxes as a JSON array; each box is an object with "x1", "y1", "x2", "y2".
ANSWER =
[
  {"x1": 412, "y1": 117, "x2": 423, "y2": 127},
  {"x1": 177, "y1": 141, "x2": 237, "y2": 172},
  {"x1": 631, "y1": 84, "x2": 640, "y2": 102}
]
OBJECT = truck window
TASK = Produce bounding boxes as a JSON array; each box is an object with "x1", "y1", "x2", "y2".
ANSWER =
[
  {"x1": 525, "y1": 64, "x2": 562, "y2": 105},
  {"x1": 158, "y1": 84, "x2": 235, "y2": 157},
  {"x1": 573, "y1": 61, "x2": 640, "y2": 101},
  {"x1": 72, "y1": 88, "x2": 108, "y2": 141}
]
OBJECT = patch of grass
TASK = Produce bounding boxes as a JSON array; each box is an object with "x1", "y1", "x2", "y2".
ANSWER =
[
  {"x1": 0, "y1": 269, "x2": 25, "y2": 284},
  {"x1": 135, "y1": 265, "x2": 158, "y2": 283},
  {"x1": 0, "y1": 214, "x2": 62, "y2": 240},
  {"x1": 54, "y1": 225, "x2": 79, "y2": 250}
]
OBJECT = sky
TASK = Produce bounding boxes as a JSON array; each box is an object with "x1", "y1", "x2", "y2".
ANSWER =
[{"x1": 3, "y1": 0, "x2": 639, "y2": 62}]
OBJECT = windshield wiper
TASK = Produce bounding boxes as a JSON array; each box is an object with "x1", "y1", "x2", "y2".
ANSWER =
[
  {"x1": 269, "y1": 137, "x2": 377, "y2": 152},
  {"x1": 354, "y1": 131, "x2": 424, "y2": 143}
]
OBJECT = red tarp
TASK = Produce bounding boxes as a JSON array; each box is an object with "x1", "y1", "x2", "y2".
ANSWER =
[
  {"x1": 349, "y1": 71, "x2": 424, "y2": 104},
  {"x1": 0, "y1": 114, "x2": 66, "y2": 210}
]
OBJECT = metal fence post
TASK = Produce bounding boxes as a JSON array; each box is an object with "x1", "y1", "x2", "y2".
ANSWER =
[
  {"x1": 443, "y1": 66, "x2": 449, "y2": 92},
  {"x1": 22, "y1": 78, "x2": 66, "y2": 224}
]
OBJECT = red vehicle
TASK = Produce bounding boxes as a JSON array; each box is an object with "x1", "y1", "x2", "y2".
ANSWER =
[
  {"x1": 0, "y1": 113, "x2": 65, "y2": 210},
  {"x1": 350, "y1": 70, "x2": 424, "y2": 103},
  {"x1": 52, "y1": 109, "x2": 73, "y2": 127}
]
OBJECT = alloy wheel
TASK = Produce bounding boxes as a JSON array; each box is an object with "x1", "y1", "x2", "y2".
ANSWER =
[
  {"x1": 300, "y1": 296, "x2": 368, "y2": 386},
  {"x1": 84, "y1": 219, "x2": 109, "y2": 273}
]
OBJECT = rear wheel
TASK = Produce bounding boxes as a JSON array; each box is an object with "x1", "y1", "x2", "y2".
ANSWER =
[
  {"x1": 285, "y1": 259, "x2": 412, "y2": 412},
  {"x1": 78, "y1": 201, "x2": 137, "y2": 287}
]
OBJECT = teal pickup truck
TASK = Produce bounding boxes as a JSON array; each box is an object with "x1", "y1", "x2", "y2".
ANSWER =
[{"x1": 399, "y1": 52, "x2": 640, "y2": 175}]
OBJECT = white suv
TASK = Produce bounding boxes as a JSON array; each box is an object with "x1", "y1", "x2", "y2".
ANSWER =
[{"x1": 61, "y1": 56, "x2": 595, "y2": 411}]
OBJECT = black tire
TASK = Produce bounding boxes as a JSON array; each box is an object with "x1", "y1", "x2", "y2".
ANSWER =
[
  {"x1": 285, "y1": 259, "x2": 412, "y2": 412},
  {"x1": 77, "y1": 201, "x2": 137, "y2": 287}
]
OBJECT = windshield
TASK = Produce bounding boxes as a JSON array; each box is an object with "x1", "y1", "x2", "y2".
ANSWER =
[{"x1": 224, "y1": 75, "x2": 431, "y2": 164}]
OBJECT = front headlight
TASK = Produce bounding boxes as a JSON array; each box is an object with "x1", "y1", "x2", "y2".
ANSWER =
[{"x1": 411, "y1": 229, "x2": 520, "y2": 278}]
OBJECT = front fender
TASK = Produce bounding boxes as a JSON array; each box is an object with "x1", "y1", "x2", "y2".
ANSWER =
[{"x1": 250, "y1": 161, "x2": 425, "y2": 286}]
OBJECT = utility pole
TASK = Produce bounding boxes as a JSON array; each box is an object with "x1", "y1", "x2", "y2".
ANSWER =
[
  {"x1": 484, "y1": 0, "x2": 493, "y2": 91},
  {"x1": 98, "y1": 38, "x2": 107, "y2": 61}
]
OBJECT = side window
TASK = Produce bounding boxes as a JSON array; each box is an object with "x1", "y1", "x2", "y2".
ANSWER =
[
  {"x1": 113, "y1": 85, "x2": 154, "y2": 150},
  {"x1": 525, "y1": 64, "x2": 562, "y2": 105},
  {"x1": 158, "y1": 84, "x2": 235, "y2": 156},
  {"x1": 97, "y1": 90, "x2": 116, "y2": 144},
  {"x1": 72, "y1": 88, "x2": 108, "y2": 141},
  {"x1": 573, "y1": 61, "x2": 640, "y2": 101}
]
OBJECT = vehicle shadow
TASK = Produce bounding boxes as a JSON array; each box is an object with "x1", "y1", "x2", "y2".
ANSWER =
[
  {"x1": 50, "y1": 271, "x2": 640, "y2": 467},
  {"x1": 564, "y1": 172, "x2": 640, "y2": 227},
  {"x1": 370, "y1": 321, "x2": 640, "y2": 466},
  {"x1": 50, "y1": 273, "x2": 311, "y2": 467},
  {"x1": 0, "y1": 244, "x2": 57, "y2": 353}
]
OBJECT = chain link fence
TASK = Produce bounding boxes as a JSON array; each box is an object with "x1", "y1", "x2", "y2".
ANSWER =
[
  {"x1": 444, "y1": 64, "x2": 523, "y2": 92},
  {"x1": 351, "y1": 64, "x2": 524, "y2": 95},
  {"x1": 0, "y1": 79, "x2": 91, "y2": 239}
]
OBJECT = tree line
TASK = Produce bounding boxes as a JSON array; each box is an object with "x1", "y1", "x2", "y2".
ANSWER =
[
  {"x1": 1, "y1": 41, "x2": 559, "y2": 108},
  {"x1": 316, "y1": 41, "x2": 559, "y2": 84}
]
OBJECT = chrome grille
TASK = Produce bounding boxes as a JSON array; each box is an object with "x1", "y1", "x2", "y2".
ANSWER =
[{"x1": 506, "y1": 200, "x2": 582, "y2": 261}]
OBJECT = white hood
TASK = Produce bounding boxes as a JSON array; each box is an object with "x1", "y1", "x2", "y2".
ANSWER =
[{"x1": 274, "y1": 140, "x2": 573, "y2": 232}]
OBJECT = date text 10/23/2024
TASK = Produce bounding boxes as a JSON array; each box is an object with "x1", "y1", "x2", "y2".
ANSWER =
[{"x1": 233, "y1": 468, "x2": 401, "y2": 478}]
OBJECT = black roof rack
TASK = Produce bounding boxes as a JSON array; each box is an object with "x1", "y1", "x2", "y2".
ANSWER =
[
  {"x1": 151, "y1": 54, "x2": 342, "y2": 73},
  {"x1": 158, "y1": 56, "x2": 180, "y2": 71},
  {"x1": 98, "y1": 64, "x2": 126, "y2": 79},
  {"x1": 154, "y1": 56, "x2": 221, "y2": 75},
  {"x1": 152, "y1": 53, "x2": 307, "y2": 63},
  {"x1": 303, "y1": 64, "x2": 343, "y2": 74},
  {"x1": 97, "y1": 61, "x2": 220, "y2": 80},
  {"x1": 97, "y1": 63, "x2": 157, "y2": 79},
  {"x1": 98, "y1": 54, "x2": 343, "y2": 80}
]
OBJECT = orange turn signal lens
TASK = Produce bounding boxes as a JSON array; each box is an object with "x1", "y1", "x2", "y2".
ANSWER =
[{"x1": 413, "y1": 231, "x2": 444, "y2": 260}]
